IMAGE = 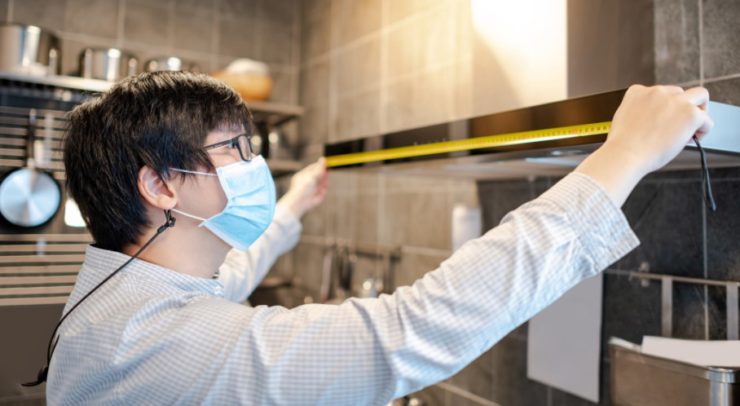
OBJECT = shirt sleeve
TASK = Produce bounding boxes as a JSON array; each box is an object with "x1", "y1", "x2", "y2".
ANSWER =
[
  {"x1": 217, "y1": 203, "x2": 303, "y2": 303},
  {"x1": 158, "y1": 172, "x2": 640, "y2": 405}
]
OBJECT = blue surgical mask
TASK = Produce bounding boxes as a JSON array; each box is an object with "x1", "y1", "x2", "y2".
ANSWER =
[{"x1": 170, "y1": 155, "x2": 276, "y2": 250}]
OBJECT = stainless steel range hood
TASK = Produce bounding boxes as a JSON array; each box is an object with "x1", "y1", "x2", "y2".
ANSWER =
[{"x1": 324, "y1": 89, "x2": 740, "y2": 180}]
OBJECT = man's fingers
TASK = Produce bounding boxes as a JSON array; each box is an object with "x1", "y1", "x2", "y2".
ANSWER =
[
  {"x1": 695, "y1": 110, "x2": 715, "y2": 139},
  {"x1": 684, "y1": 87, "x2": 710, "y2": 109}
]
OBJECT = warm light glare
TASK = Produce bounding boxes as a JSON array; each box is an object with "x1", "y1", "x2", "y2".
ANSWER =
[{"x1": 470, "y1": 0, "x2": 567, "y2": 105}]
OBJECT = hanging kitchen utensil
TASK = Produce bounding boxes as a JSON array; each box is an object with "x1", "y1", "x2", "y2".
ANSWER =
[
  {"x1": 319, "y1": 245, "x2": 336, "y2": 303},
  {"x1": 0, "y1": 108, "x2": 61, "y2": 227}
]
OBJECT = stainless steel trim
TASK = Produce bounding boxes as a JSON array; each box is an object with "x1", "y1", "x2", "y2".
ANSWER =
[
  {"x1": 727, "y1": 283, "x2": 739, "y2": 341},
  {"x1": 661, "y1": 277, "x2": 673, "y2": 337}
]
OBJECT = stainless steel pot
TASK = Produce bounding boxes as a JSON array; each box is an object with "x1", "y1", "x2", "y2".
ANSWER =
[
  {"x1": 79, "y1": 48, "x2": 138, "y2": 81},
  {"x1": 0, "y1": 23, "x2": 60, "y2": 76},
  {"x1": 145, "y1": 56, "x2": 200, "y2": 73}
]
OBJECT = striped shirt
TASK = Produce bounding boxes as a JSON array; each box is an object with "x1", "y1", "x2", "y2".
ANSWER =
[{"x1": 46, "y1": 173, "x2": 639, "y2": 405}]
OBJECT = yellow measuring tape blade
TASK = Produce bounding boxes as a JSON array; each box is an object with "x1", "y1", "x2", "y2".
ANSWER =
[{"x1": 325, "y1": 121, "x2": 612, "y2": 168}]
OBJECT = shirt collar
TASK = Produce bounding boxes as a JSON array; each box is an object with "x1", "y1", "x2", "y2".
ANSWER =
[{"x1": 81, "y1": 245, "x2": 225, "y2": 297}]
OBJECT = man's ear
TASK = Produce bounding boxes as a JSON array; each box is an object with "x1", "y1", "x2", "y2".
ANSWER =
[{"x1": 137, "y1": 166, "x2": 177, "y2": 210}]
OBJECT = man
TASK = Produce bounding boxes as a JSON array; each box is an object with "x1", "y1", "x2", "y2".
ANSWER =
[{"x1": 41, "y1": 72, "x2": 712, "y2": 404}]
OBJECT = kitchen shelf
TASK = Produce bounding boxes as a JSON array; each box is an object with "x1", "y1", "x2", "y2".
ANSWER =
[
  {"x1": 0, "y1": 72, "x2": 305, "y2": 127},
  {"x1": 267, "y1": 159, "x2": 304, "y2": 177},
  {"x1": 246, "y1": 99, "x2": 304, "y2": 127},
  {"x1": 0, "y1": 71, "x2": 112, "y2": 92}
]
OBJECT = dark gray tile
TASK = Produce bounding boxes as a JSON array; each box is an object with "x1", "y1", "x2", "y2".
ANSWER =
[
  {"x1": 392, "y1": 252, "x2": 446, "y2": 290},
  {"x1": 257, "y1": 18, "x2": 294, "y2": 65},
  {"x1": 300, "y1": 0, "x2": 330, "y2": 61},
  {"x1": 705, "y1": 76, "x2": 740, "y2": 108},
  {"x1": 124, "y1": 1, "x2": 170, "y2": 45},
  {"x1": 299, "y1": 101, "x2": 329, "y2": 144},
  {"x1": 0, "y1": 0, "x2": 7, "y2": 22},
  {"x1": 550, "y1": 386, "x2": 599, "y2": 406},
  {"x1": 300, "y1": 59, "x2": 329, "y2": 106},
  {"x1": 218, "y1": 0, "x2": 257, "y2": 19},
  {"x1": 602, "y1": 272, "x2": 662, "y2": 346},
  {"x1": 269, "y1": 67, "x2": 296, "y2": 103},
  {"x1": 702, "y1": 0, "x2": 740, "y2": 79},
  {"x1": 403, "y1": 384, "x2": 447, "y2": 406},
  {"x1": 706, "y1": 178, "x2": 740, "y2": 280},
  {"x1": 451, "y1": 335, "x2": 549, "y2": 406},
  {"x1": 615, "y1": 180, "x2": 704, "y2": 278},
  {"x1": 379, "y1": 176, "x2": 449, "y2": 250},
  {"x1": 335, "y1": 38, "x2": 380, "y2": 97},
  {"x1": 333, "y1": 86, "x2": 381, "y2": 142},
  {"x1": 65, "y1": 0, "x2": 119, "y2": 38},
  {"x1": 261, "y1": 0, "x2": 295, "y2": 27},
  {"x1": 12, "y1": 0, "x2": 67, "y2": 31},
  {"x1": 175, "y1": 0, "x2": 213, "y2": 11},
  {"x1": 218, "y1": 16, "x2": 257, "y2": 58},
  {"x1": 654, "y1": 0, "x2": 700, "y2": 84},
  {"x1": 333, "y1": 0, "x2": 381, "y2": 46},
  {"x1": 0, "y1": 304, "x2": 63, "y2": 397},
  {"x1": 706, "y1": 285, "x2": 737, "y2": 340},
  {"x1": 173, "y1": 6, "x2": 213, "y2": 53},
  {"x1": 673, "y1": 284, "x2": 706, "y2": 339},
  {"x1": 477, "y1": 179, "x2": 539, "y2": 229}
]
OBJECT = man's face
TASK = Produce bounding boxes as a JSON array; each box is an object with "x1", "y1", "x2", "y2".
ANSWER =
[{"x1": 172, "y1": 128, "x2": 244, "y2": 222}]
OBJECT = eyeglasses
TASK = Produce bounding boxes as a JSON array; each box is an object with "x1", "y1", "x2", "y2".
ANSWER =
[{"x1": 204, "y1": 133, "x2": 254, "y2": 162}]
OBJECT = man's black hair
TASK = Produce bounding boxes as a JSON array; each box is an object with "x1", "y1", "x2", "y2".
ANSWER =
[{"x1": 64, "y1": 71, "x2": 253, "y2": 252}]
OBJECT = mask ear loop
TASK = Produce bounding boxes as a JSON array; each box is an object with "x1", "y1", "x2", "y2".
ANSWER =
[
  {"x1": 693, "y1": 135, "x2": 717, "y2": 212},
  {"x1": 22, "y1": 210, "x2": 177, "y2": 387}
]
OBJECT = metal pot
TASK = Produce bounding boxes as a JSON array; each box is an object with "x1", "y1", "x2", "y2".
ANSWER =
[
  {"x1": 144, "y1": 56, "x2": 200, "y2": 73},
  {"x1": 79, "y1": 48, "x2": 138, "y2": 81},
  {"x1": 0, "y1": 23, "x2": 60, "y2": 76}
]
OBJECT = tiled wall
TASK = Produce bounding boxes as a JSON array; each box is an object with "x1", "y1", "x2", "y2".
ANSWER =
[
  {"x1": 0, "y1": 0, "x2": 301, "y2": 104},
  {"x1": 291, "y1": 1, "x2": 740, "y2": 406}
]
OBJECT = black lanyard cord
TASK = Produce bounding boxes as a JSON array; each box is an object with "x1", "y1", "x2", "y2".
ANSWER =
[
  {"x1": 22, "y1": 210, "x2": 176, "y2": 387},
  {"x1": 693, "y1": 135, "x2": 717, "y2": 212}
]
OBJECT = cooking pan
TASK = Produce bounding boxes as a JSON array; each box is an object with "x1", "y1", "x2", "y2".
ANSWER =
[{"x1": 0, "y1": 109, "x2": 61, "y2": 227}]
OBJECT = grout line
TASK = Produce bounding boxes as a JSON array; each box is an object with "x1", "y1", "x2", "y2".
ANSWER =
[
  {"x1": 166, "y1": 0, "x2": 175, "y2": 53},
  {"x1": 116, "y1": 0, "x2": 125, "y2": 48},
  {"x1": 327, "y1": 0, "x2": 338, "y2": 143},
  {"x1": 291, "y1": 0, "x2": 302, "y2": 105},
  {"x1": 379, "y1": 0, "x2": 388, "y2": 133},
  {"x1": 436, "y1": 382, "x2": 503, "y2": 406},
  {"x1": 702, "y1": 72, "x2": 740, "y2": 84},
  {"x1": 210, "y1": 0, "x2": 220, "y2": 71}
]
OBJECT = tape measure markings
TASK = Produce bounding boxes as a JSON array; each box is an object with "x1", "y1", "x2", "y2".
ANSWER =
[{"x1": 326, "y1": 121, "x2": 612, "y2": 168}]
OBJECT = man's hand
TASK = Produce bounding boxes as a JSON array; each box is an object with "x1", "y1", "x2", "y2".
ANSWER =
[
  {"x1": 576, "y1": 85, "x2": 714, "y2": 206},
  {"x1": 280, "y1": 157, "x2": 329, "y2": 219}
]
